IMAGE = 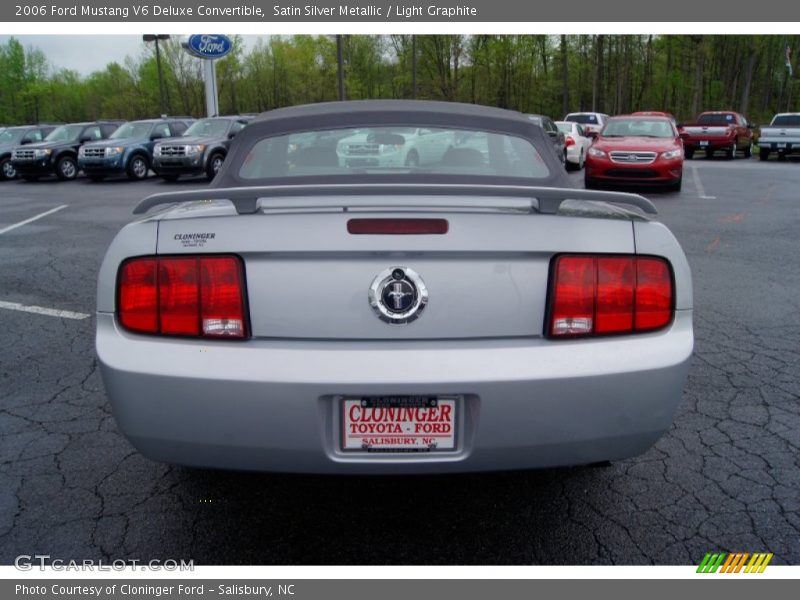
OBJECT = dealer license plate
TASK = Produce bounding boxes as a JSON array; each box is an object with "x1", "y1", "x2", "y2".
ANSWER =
[
  {"x1": 341, "y1": 396, "x2": 458, "y2": 452},
  {"x1": 699, "y1": 140, "x2": 709, "y2": 146}
]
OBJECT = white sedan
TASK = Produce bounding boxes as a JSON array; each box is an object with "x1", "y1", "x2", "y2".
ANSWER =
[{"x1": 555, "y1": 121, "x2": 593, "y2": 170}]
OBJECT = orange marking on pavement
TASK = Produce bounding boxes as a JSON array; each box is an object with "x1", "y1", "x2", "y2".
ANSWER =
[
  {"x1": 718, "y1": 212, "x2": 746, "y2": 224},
  {"x1": 706, "y1": 236, "x2": 721, "y2": 252}
]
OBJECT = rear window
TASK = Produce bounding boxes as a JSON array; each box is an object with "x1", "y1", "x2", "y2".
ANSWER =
[
  {"x1": 771, "y1": 115, "x2": 800, "y2": 127},
  {"x1": 565, "y1": 114, "x2": 599, "y2": 125},
  {"x1": 238, "y1": 126, "x2": 550, "y2": 180},
  {"x1": 697, "y1": 113, "x2": 736, "y2": 125}
]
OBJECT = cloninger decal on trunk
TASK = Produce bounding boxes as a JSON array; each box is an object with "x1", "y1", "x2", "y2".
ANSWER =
[{"x1": 173, "y1": 233, "x2": 216, "y2": 248}]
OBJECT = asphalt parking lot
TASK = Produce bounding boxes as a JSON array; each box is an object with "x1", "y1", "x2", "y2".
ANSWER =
[{"x1": 1, "y1": 160, "x2": 798, "y2": 566}]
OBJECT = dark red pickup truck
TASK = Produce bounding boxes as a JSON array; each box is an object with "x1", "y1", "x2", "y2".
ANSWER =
[{"x1": 679, "y1": 111, "x2": 754, "y2": 159}]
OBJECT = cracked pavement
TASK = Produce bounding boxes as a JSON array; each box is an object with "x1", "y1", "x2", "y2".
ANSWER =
[{"x1": 0, "y1": 162, "x2": 798, "y2": 565}]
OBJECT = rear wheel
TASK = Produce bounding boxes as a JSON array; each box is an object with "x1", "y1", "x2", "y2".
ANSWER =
[
  {"x1": 759, "y1": 147, "x2": 770, "y2": 161},
  {"x1": 726, "y1": 140, "x2": 737, "y2": 160},
  {"x1": 56, "y1": 155, "x2": 78, "y2": 180},
  {"x1": 404, "y1": 151, "x2": 419, "y2": 167},
  {"x1": 0, "y1": 157, "x2": 17, "y2": 180},
  {"x1": 205, "y1": 153, "x2": 225, "y2": 180},
  {"x1": 743, "y1": 143, "x2": 752, "y2": 158}
]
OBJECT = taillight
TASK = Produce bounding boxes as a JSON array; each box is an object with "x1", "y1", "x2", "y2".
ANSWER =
[
  {"x1": 347, "y1": 218, "x2": 449, "y2": 235},
  {"x1": 118, "y1": 255, "x2": 248, "y2": 339},
  {"x1": 548, "y1": 255, "x2": 672, "y2": 338},
  {"x1": 565, "y1": 135, "x2": 575, "y2": 147}
]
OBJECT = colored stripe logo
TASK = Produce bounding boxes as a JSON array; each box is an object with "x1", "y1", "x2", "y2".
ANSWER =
[{"x1": 697, "y1": 552, "x2": 773, "y2": 573}]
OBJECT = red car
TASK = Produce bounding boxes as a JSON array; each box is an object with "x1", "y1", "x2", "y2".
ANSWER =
[
  {"x1": 584, "y1": 115, "x2": 684, "y2": 191},
  {"x1": 679, "y1": 111, "x2": 753, "y2": 159}
]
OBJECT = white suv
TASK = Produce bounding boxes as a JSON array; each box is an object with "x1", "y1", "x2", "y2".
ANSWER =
[{"x1": 563, "y1": 112, "x2": 610, "y2": 136}]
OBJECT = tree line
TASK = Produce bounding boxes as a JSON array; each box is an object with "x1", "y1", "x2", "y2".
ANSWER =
[{"x1": 1, "y1": 35, "x2": 798, "y2": 127}]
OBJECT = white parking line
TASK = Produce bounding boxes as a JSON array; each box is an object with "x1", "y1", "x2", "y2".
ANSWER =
[
  {"x1": 0, "y1": 300, "x2": 90, "y2": 321},
  {"x1": 0, "y1": 205, "x2": 68, "y2": 235},
  {"x1": 689, "y1": 165, "x2": 716, "y2": 199}
]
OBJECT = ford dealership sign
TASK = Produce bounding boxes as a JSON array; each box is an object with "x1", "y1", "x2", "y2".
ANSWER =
[{"x1": 186, "y1": 35, "x2": 233, "y2": 59}]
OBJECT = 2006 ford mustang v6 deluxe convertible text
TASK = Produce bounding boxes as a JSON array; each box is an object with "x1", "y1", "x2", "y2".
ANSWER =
[{"x1": 96, "y1": 100, "x2": 693, "y2": 474}]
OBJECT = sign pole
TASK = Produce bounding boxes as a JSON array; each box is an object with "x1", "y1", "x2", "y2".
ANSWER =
[{"x1": 204, "y1": 59, "x2": 219, "y2": 117}]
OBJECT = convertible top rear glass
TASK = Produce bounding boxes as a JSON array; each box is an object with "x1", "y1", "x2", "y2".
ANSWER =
[{"x1": 238, "y1": 126, "x2": 550, "y2": 180}]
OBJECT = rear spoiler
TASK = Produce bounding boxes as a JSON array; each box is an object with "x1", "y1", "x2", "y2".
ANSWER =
[{"x1": 133, "y1": 184, "x2": 657, "y2": 216}]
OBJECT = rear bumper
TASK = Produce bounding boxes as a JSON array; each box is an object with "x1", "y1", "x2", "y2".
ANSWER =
[
  {"x1": 758, "y1": 139, "x2": 800, "y2": 153},
  {"x1": 96, "y1": 310, "x2": 693, "y2": 474},
  {"x1": 683, "y1": 137, "x2": 734, "y2": 151}
]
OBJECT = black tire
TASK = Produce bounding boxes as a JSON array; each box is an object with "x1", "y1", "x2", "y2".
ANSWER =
[
  {"x1": 0, "y1": 157, "x2": 17, "y2": 180},
  {"x1": 584, "y1": 177, "x2": 599, "y2": 190},
  {"x1": 759, "y1": 147, "x2": 770, "y2": 161},
  {"x1": 126, "y1": 155, "x2": 149, "y2": 181},
  {"x1": 562, "y1": 149, "x2": 568, "y2": 170},
  {"x1": 87, "y1": 175, "x2": 105, "y2": 182},
  {"x1": 55, "y1": 155, "x2": 78, "y2": 180},
  {"x1": 743, "y1": 143, "x2": 752, "y2": 158},
  {"x1": 205, "y1": 152, "x2": 225, "y2": 181},
  {"x1": 685, "y1": 148, "x2": 694, "y2": 160},
  {"x1": 160, "y1": 173, "x2": 180, "y2": 182},
  {"x1": 726, "y1": 140, "x2": 737, "y2": 160},
  {"x1": 404, "y1": 151, "x2": 419, "y2": 167},
  {"x1": 669, "y1": 176, "x2": 682, "y2": 192}
]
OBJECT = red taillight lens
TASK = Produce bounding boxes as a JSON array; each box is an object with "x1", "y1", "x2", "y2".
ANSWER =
[
  {"x1": 159, "y1": 258, "x2": 200, "y2": 336},
  {"x1": 565, "y1": 135, "x2": 575, "y2": 147},
  {"x1": 119, "y1": 259, "x2": 158, "y2": 334},
  {"x1": 549, "y1": 255, "x2": 673, "y2": 338},
  {"x1": 634, "y1": 257, "x2": 673, "y2": 331},
  {"x1": 595, "y1": 257, "x2": 635, "y2": 333},
  {"x1": 200, "y1": 257, "x2": 247, "y2": 338},
  {"x1": 118, "y1": 255, "x2": 247, "y2": 339},
  {"x1": 550, "y1": 256, "x2": 595, "y2": 336}
]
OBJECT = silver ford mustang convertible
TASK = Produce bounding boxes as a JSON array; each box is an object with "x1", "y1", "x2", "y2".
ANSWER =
[{"x1": 97, "y1": 100, "x2": 693, "y2": 474}]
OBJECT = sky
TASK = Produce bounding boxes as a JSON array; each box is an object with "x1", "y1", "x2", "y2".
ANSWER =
[{"x1": 0, "y1": 35, "x2": 267, "y2": 75}]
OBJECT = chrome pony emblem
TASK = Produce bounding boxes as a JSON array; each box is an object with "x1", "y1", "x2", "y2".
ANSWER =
[{"x1": 369, "y1": 267, "x2": 428, "y2": 325}]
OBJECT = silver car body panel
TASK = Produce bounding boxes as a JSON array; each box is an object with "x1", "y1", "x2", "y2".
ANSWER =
[{"x1": 97, "y1": 100, "x2": 693, "y2": 473}]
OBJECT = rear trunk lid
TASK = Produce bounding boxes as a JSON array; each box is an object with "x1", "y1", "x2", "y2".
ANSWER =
[{"x1": 155, "y1": 198, "x2": 636, "y2": 340}]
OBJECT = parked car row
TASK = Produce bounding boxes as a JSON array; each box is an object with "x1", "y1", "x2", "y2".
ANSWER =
[{"x1": 0, "y1": 115, "x2": 255, "y2": 183}]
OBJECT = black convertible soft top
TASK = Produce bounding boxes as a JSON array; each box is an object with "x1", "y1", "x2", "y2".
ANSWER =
[
  {"x1": 134, "y1": 100, "x2": 657, "y2": 217},
  {"x1": 212, "y1": 99, "x2": 566, "y2": 189}
]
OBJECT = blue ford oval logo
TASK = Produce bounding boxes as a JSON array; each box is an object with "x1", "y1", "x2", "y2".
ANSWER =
[{"x1": 187, "y1": 35, "x2": 232, "y2": 59}]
